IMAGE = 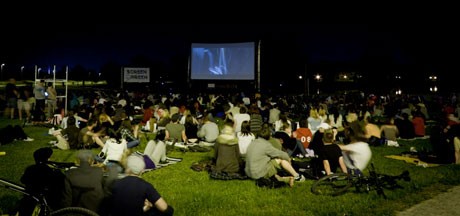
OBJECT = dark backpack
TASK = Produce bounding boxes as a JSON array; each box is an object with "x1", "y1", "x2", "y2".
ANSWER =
[{"x1": 255, "y1": 176, "x2": 286, "y2": 188}]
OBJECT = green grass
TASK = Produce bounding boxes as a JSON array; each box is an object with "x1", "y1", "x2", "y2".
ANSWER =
[{"x1": 1, "y1": 118, "x2": 460, "y2": 215}]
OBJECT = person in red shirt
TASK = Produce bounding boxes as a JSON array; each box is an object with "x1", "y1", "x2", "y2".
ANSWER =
[
  {"x1": 292, "y1": 117, "x2": 313, "y2": 149},
  {"x1": 140, "y1": 101, "x2": 154, "y2": 131},
  {"x1": 412, "y1": 112, "x2": 426, "y2": 137}
]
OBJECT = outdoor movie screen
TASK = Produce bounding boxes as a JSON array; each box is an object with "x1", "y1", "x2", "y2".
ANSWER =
[{"x1": 190, "y1": 42, "x2": 255, "y2": 80}]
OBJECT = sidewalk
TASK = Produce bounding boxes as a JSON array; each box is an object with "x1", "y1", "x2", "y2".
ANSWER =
[{"x1": 397, "y1": 185, "x2": 460, "y2": 216}]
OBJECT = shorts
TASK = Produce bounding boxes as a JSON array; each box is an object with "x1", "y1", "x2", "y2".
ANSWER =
[
  {"x1": 7, "y1": 98, "x2": 17, "y2": 109},
  {"x1": 454, "y1": 137, "x2": 460, "y2": 151},
  {"x1": 264, "y1": 159, "x2": 282, "y2": 178},
  {"x1": 17, "y1": 100, "x2": 31, "y2": 111}
]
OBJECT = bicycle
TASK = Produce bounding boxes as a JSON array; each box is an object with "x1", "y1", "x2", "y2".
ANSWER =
[
  {"x1": 0, "y1": 161, "x2": 100, "y2": 216},
  {"x1": 311, "y1": 163, "x2": 410, "y2": 199}
]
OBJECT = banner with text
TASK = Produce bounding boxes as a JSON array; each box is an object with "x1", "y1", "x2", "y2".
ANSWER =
[{"x1": 124, "y1": 67, "x2": 150, "y2": 83}]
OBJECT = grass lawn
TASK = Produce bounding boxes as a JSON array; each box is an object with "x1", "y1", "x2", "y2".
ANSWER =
[{"x1": 1, "y1": 117, "x2": 460, "y2": 215}]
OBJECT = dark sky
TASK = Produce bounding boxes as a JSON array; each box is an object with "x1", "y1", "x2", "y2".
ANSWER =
[{"x1": 1, "y1": 9, "x2": 458, "y2": 92}]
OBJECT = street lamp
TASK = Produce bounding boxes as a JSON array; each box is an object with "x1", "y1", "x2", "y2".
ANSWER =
[
  {"x1": 315, "y1": 74, "x2": 322, "y2": 94},
  {"x1": 1, "y1": 63, "x2": 5, "y2": 80},
  {"x1": 21, "y1": 66, "x2": 25, "y2": 80}
]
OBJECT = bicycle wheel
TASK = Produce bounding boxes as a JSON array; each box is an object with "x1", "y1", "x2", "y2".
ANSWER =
[
  {"x1": 311, "y1": 173, "x2": 352, "y2": 196},
  {"x1": 50, "y1": 207, "x2": 99, "y2": 216}
]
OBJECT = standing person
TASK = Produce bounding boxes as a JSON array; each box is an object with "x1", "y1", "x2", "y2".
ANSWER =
[
  {"x1": 46, "y1": 82, "x2": 58, "y2": 120},
  {"x1": 4, "y1": 78, "x2": 19, "y2": 119},
  {"x1": 33, "y1": 80, "x2": 46, "y2": 122},
  {"x1": 17, "y1": 85, "x2": 33, "y2": 122},
  {"x1": 110, "y1": 155, "x2": 174, "y2": 216},
  {"x1": 19, "y1": 147, "x2": 65, "y2": 215}
]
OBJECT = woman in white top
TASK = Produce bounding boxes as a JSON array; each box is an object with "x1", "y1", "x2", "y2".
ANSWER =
[
  {"x1": 237, "y1": 121, "x2": 255, "y2": 157},
  {"x1": 274, "y1": 113, "x2": 292, "y2": 135},
  {"x1": 233, "y1": 106, "x2": 250, "y2": 133},
  {"x1": 308, "y1": 109, "x2": 322, "y2": 135},
  {"x1": 98, "y1": 135, "x2": 128, "y2": 173}
]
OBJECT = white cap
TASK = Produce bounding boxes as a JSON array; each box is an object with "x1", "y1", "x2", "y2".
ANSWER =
[{"x1": 127, "y1": 155, "x2": 145, "y2": 175}]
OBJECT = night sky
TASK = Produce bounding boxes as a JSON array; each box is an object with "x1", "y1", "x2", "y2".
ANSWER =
[{"x1": 1, "y1": 9, "x2": 458, "y2": 94}]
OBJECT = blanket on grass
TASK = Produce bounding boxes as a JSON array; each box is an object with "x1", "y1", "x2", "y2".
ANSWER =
[{"x1": 385, "y1": 155, "x2": 442, "y2": 167}]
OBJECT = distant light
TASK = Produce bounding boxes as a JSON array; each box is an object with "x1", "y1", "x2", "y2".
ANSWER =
[
  {"x1": 315, "y1": 74, "x2": 321, "y2": 80},
  {"x1": 298, "y1": 75, "x2": 303, "y2": 79},
  {"x1": 343, "y1": 75, "x2": 347, "y2": 79},
  {"x1": 396, "y1": 89, "x2": 402, "y2": 95},
  {"x1": 395, "y1": 75, "x2": 401, "y2": 79}
]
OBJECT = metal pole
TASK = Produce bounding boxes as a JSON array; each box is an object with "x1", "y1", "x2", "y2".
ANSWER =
[
  {"x1": 187, "y1": 55, "x2": 191, "y2": 89},
  {"x1": 257, "y1": 40, "x2": 261, "y2": 92},
  {"x1": 65, "y1": 66, "x2": 68, "y2": 115},
  {"x1": 121, "y1": 67, "x2": 123, "y2": 89}
]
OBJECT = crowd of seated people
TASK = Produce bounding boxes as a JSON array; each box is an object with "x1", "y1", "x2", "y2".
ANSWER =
[{"x1": 12, "y1": 88, "x2": 460, "y2": 215}]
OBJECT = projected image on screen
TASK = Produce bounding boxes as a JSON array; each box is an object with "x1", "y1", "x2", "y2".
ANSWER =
[{"x1": 191, "y1": 42, "x2": 255, "y2": 80}]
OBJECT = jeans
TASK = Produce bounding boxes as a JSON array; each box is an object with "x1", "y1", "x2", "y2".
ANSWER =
[{"x1": 127, "y1": 139, "x2": 140, "y2": 148}]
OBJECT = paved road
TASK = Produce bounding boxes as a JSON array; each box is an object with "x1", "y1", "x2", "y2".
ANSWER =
[{"x1": 397, "y1": 185, "x2": 460, "y2": 216}]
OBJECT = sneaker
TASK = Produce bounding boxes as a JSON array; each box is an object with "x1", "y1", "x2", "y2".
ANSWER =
[
  {"x1": 23, "y1": 137, "x2": 34, "y2": 142},
  {"x1": 159, "y1": 160, "x2": 178, "y2": 165},
  {"x1": 295, "y1": 174, "x2": 306, "y2": 182},
  {"x1": 165, "y1": 157, "x2": 183, "y2": 162}
]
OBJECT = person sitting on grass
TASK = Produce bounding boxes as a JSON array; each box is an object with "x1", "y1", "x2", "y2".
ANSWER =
[
  {"x1": 165, "y1": 113, "x2": 187, "y2": 146},
  {"x1": 339, "y1": 120, "x2": 372, "y2": 175},
  {"x1": 51, "y1": 116, "x2": 80, "y2": 150},
  {"x1": 0, "y1": 124, "x2": 34, "y2": 145},
  {"x1": 245, "y1": 127, "x2": 305, "y2": 187},
  {"x1": 96, "y1": 131, "x2": 129, "y2": 174},
  {"x1": 19, "y1": 147, "x2": 65, "y2": 215},
  {"x1": 109, "y1": 155, "x2": 174, "y2": 216},
  {"x1": 318, "y1": 128, "x2": 348, "y2": 175},
  {"x1": 78, "y1": 118, "x2": 104, "y2": 149},
  {"x1": 62, "y1": 150, "x2": 111, "y2": 214},
  {"x1": 212, "y1": 125, "x2": 246, "y2": 180},
  {"x1": 142, "y1": 129, "x2": 182, "y2": 168},
  {"x1": 197, "y1": 113, "x2": 219, "y2": 144},
  {"x1": 117, "y1": 117, "x2": 140, "y2": 148}
]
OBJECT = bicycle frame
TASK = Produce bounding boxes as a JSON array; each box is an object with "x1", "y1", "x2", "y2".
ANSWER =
[
  {"x1": 311, "y1": 163, "x2": 410, "y2": 198},
  {"x1": 0, "y1": 178, "x2": 51, "y2": 216}
]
